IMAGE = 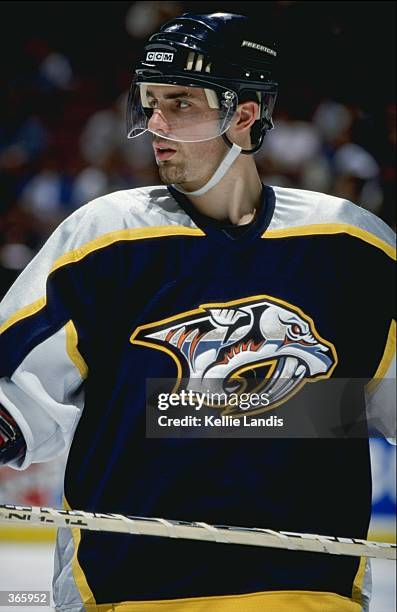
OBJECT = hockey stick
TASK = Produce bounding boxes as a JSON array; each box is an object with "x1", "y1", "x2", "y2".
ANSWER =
[{"x1": 0, "y1": 504, "x2": 395, "y2": 560}]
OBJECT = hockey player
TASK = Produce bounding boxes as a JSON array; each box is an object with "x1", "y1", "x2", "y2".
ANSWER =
[{"x1": 0, "y1": 12, "x2": 395, "y2": 612}]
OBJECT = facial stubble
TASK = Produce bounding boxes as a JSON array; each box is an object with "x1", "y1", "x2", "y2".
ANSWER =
[
  {"x1": 157, "y1": 139, "x2": 227, "y2": 187},
  {"x1": 158, "y1": 160, "x2": 188, "y2": 185}
]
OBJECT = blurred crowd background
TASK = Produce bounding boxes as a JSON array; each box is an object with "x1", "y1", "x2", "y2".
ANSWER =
[{"x1": 0, "y1": 1, "x2": 395, "y2": 297}]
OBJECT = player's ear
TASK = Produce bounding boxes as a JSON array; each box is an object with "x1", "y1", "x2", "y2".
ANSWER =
[{"x1": 234, "y1": 101, "x2": 258, "y2": 133}]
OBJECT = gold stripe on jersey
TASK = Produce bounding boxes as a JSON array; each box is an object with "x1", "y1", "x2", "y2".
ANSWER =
[
  {"x1": 351, "y1": 556, "x2": 367, "y2": 606},
  {"x1": 0, "y1": 226, "x2": 204, "y2": 335},
  {"x1": 51, "y1": 226, "x2": 205, "y2": 273},
  {"x1": 365, "y1": 319, "x2": 396, "y2": 394},
  {"x1": 63, "y1": 496, "x2": 96, "y2": 608},
  {"x1": 0, "y1": 297, "x2": 46, "y2": 335},
  {"x1": 74, "y1": 590, "x2": 362, "y2": 611},
  {"x1": 65, "y1": 320, "x2": 88, "y2": 379},
  {"x1": 263, "y1": 223, "x2": 396, "y2": 260}
]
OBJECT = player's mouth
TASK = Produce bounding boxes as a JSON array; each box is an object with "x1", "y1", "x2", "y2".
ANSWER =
[{"x1": 153, "y1": 142, "x2": 177, "y2": 162}]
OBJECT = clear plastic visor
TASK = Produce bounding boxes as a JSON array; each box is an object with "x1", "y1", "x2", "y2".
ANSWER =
[{"x1": 127, "y1": 81, "x2": 238, "y2": 143}]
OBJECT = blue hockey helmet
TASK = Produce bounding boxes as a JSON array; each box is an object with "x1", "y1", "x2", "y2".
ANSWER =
[{"x1": 127, "y1": 12, "x2": 278, "y2": 152}]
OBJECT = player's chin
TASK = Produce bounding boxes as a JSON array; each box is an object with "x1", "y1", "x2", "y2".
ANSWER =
[{"x1": 158, "y1": 164, "x2": 185, "y2": 184}]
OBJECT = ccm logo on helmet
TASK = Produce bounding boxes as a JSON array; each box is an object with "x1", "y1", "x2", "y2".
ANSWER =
[{"x1": 146, "y1": 51, "x2": 174, "y2": 62}]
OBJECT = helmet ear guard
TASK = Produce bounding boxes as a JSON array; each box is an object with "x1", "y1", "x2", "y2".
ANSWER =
[{"x1": 236, "y1": 88, "x2": 278, "y2": 152}]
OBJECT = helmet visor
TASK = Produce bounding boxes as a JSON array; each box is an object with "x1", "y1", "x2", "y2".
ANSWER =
[{"x1": 127, "y1": 80, "x2": 238, "y2": 143}]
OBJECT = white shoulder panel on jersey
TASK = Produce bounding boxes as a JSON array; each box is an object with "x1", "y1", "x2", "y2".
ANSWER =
[
  {"x1": 77, "y1": 185, "x2": 197, "y2": 236},
  {"x1": 0, "y1": 186, "x2": 195, "y2": 327},
  {"x1": 268, "y1": 186, "x2": 396, "y2": 249}
]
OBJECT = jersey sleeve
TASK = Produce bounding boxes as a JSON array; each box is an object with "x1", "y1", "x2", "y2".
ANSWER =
[
  {"x1": 270, "y1": 187, "x2": 396, "y2": 442},
  {"x1": 0, "y1": 206, "x2": 92, "y2": 470},
  {"x1": 365, "y1": 323, "x2": 396, "y2": 443},
  {"x1": 362, "y1": 218, "x2": 396, "y2": 443}
]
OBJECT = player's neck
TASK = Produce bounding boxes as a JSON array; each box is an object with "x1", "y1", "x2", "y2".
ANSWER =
[{"x1": 186, "y1": 157, "x2": 262, "y2": 225}]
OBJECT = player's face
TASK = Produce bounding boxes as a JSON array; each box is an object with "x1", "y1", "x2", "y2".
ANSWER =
[{"x1": 148, "y1": 85, "x2": 228, "y2": 187}]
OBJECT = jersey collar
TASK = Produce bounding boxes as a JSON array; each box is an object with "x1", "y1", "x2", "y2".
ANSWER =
[{"x1": 167, "y1": 183, "x2": 275, "y2": 243}]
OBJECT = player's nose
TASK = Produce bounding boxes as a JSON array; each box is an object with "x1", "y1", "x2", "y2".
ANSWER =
[{"x1": 148, "y1": 109, "x2": 171, "y2": 136}]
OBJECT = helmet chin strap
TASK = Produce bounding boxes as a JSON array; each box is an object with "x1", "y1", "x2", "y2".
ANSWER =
[
  {"x1": 170, "y1": 131, "x2": 265, "y2": 197},
  {"x1": 171, "y1": 142, "x2": 242, "y2": 197}
]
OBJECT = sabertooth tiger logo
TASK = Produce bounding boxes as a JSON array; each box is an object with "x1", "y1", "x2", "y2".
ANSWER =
[{"x1": 131, "y1": 296, "x2": 337, "y2": 416}]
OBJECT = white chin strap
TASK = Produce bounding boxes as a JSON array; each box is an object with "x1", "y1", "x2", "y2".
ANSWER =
[{"x1": 171, "y1": 143, "x2": 242, "y2": 197}]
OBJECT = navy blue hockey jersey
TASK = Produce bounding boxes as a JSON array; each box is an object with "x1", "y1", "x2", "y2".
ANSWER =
[{"x1": 0, "y1": 184, "x2": 395, "y2": 612}]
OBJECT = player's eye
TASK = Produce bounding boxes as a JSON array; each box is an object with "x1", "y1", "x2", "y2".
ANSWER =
[
  {"x1": 147, "y1": 98, "x2": 158, "y2": 108},
  {"x1": 176, "y1": 100, "x2": 190, "y2": 109}
]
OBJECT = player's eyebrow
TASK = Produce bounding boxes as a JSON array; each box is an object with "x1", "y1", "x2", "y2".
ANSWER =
[{"x1": 146, "y1": 89, "x2": 194, "y2": 100}]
